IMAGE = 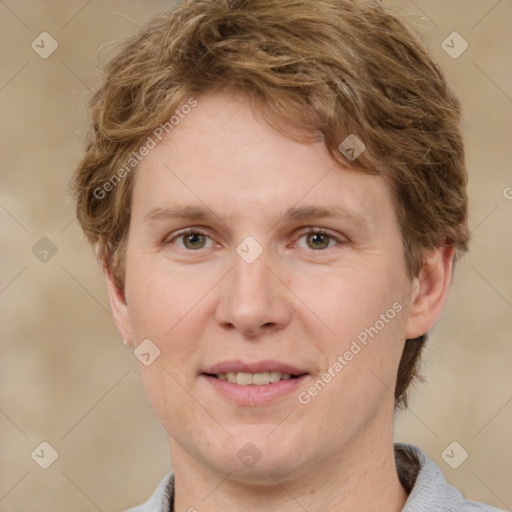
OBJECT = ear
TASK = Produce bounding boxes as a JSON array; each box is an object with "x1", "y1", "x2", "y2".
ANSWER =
[
  {"x1": 103, "y1": 257, "x2": 134, "y2": 346},
  {"x1": 404, "y1": 245, "x2": 455, "y2": 340}
]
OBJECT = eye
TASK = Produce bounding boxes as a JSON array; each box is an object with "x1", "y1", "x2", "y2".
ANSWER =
[
  {"x1": 167, "y1": 230, "x2": 214, "y2": 250},
  {"x1": 165, "y1": 227, "x2": 343, "y2": 252},
  {"x1": 294, "y1": 229, "x2": 342, "y2": 251}
]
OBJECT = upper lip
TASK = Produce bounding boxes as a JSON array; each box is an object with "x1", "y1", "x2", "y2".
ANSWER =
[{"x1": 203, "y1": 360, "x2": 308, "y2": 376}]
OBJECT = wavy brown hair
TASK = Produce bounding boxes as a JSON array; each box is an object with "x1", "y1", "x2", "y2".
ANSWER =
[{"x1": 72, "y1": 0, "x2": 469, "y2": 409}]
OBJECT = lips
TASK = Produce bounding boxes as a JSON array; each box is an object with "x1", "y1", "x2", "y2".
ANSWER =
[
  {"x1": 203, "y1": 359, "x2": 307, "y2": 376},
  {"x1": 201, "y1": 360, "x2": 309, "y2": 404}
]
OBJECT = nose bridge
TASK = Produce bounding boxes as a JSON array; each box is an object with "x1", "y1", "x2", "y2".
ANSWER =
[
  {"x1": 216, "y1": 242, "x2": 290, "y2": 335},
  {"x1": 230, "y1": 246, "x2": 274, "y2": 309}
]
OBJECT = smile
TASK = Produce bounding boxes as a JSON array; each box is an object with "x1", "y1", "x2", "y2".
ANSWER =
[{"x1": 211, "y1": 371, "x2": 297, "y2": 386}]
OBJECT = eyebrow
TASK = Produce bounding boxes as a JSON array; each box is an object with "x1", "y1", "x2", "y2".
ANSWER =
[
  {"x1": 144, "y1": 205, "x2": 216, "y2": 223},
  {"x1": 280, "y1": 205, "x2": 364, "y2": 224},
  {"x1": 143, "y1": 204, "x2": 369, "y2": 229}
]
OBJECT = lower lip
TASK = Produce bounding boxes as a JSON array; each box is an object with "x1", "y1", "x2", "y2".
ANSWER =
[{"x1": 202, "y1": 374, "x2": 309, "y2": 406}]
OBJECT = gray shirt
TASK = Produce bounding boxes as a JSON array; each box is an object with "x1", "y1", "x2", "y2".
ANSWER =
[{"x1": 127, "y1": 443, "x2": 504, "y2": 511}]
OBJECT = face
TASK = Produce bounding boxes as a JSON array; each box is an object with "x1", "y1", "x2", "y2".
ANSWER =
[{"x1": 107, "y1": 91, "x2": 448, "y2": 483}]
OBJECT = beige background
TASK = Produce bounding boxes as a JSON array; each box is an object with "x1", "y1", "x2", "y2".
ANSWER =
[{"x1": 0, "y1": 0, "x2": 511, "y2": 510}]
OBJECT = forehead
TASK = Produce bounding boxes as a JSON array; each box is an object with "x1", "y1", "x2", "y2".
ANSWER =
[{"x1": 132, "y1": 91, "x2": 395, "y2": 230}]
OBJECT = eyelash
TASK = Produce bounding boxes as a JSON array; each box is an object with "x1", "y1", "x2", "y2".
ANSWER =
[{"x1": 165, "y1": 227, "x2": 345, "y2": 252}]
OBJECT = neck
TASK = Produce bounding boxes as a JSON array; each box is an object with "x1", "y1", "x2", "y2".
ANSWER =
[{"x1": 171, "y1": 430, "x2": 408, "y2": 512}]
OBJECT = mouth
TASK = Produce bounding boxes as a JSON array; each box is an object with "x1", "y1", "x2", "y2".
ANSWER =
[{"x1": 200, "y1": 360, "x2": 309, "y2": 405}]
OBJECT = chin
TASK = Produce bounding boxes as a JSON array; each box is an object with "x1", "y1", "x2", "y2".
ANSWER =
[{"x1": 199, "y1": 426, "x2": 311, "y2": 482}]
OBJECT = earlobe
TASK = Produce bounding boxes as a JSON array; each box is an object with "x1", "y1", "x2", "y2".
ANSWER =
[
  {"x1": 404, "y1": 246, "x2": 455, "y2": 340},
  {"x1": 103, "y1": 257, "x2": 134, "y2": 345}
]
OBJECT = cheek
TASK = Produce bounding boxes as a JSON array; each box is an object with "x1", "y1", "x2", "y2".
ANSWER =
[
  {"x1": 293, "y1": 260, "x2": 407, "y2": 410},
  {"x1": 125, "y1": 262, "x2": 212, "y2": 431},
  {"x1": 125, "y1": 261, "x2": 213, "y2": 371},
  {"x1": 293, "y1": 258, "x2": 406, "y2": 349}
]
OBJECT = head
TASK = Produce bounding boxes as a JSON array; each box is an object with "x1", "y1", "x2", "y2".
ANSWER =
[{"x1": 73, "y1": 0, "x2": 468, "y2": 482}]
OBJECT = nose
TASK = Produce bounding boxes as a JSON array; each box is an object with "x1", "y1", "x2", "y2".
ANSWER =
[{"x1": 215, "y1": 248, "x2": 292, "y2": 338}]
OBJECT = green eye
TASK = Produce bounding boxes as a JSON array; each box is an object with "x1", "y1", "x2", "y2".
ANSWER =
[
  {"x1": 181, "y1": 232, "x2": 208, "y2": 250},
  {"x1": 295, "y1": 230, "x2": 339, "y2": 251},
  {"x1": 306, "y1": 232, "x2": 332, "y2": 250},
  {"x1": 167, "y1": 230, "x2": 212, "y2": 250}
]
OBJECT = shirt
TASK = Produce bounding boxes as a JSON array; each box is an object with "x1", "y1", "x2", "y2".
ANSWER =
[{"x1": 126, "y1": 443, "x2": 505, "y2": 512}]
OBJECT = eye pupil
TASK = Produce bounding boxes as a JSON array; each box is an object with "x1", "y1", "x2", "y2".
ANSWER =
[
  {"x1": 307, "y1": 233, "x2": 330, "y2": 250},
  {"x1": 184, "y1": 233, "x2": 205, "y2": 249}
]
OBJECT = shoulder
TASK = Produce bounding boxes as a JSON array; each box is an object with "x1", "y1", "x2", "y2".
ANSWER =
[{"x1": 395, "y1": 443, "x2": 505, "y2": 512}]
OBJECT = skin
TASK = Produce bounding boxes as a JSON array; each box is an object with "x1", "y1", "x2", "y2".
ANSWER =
[{"x1": 105, "y1": 90, "x2": 454, "y2": 512}]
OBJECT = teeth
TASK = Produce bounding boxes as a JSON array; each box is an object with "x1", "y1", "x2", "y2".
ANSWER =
[
  {"x1": 237, "y1": 372, "x2": 254, "y2": 385},
  {"x1": 269, "y1": 371, "x2": 282, "y2": 383},
  {"x1": 215, "y1": 371, "x2": 294, "y2": 385}
]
